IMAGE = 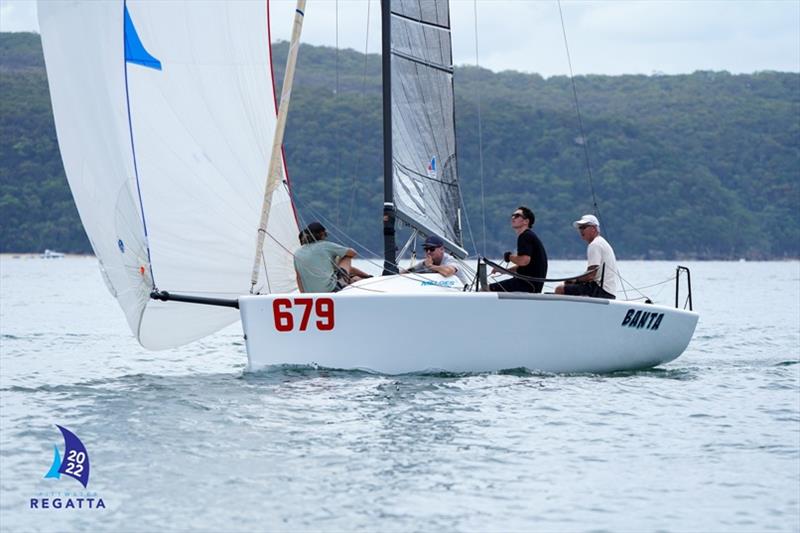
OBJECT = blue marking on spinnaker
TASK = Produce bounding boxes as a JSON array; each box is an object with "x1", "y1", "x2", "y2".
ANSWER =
[
  {"x1": 124, "y1": 5, "x2": 161, "y2": 70},
  {"x1": 44, "y1": 445, "x2": 62, "y2": 479}
]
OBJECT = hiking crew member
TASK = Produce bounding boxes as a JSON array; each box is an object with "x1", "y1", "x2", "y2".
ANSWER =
[
  {"x1": 489, "y1": 206, "x2": 548, "y2": 293},
  {"x1": 555, "y1": 214, "x2": 617, "y2": 299}
]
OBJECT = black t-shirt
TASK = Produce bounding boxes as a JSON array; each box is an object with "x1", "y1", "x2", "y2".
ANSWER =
[{"x1": 516, "y1": 228, "x2": 548, "y2": 290}]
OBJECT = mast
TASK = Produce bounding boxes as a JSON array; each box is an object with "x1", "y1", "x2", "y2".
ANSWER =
[{"x1": 381, "y1": 0, "x2": 397, "y2": 275}]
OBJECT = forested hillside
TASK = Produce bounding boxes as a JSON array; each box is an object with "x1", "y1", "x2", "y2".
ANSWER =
[{"x1": 1, "y1": 33, "x2": 798, "y2": 259}]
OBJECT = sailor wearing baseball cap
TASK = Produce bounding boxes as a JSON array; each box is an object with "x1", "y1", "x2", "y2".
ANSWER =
[
  {"x1": 572, "y1": 214, "x2": 599, "y2": 229},
  {"x1": 555, "y1": 214, "x2": 618, "y2": 299},
  {"x1": 294, "y1": 221, "x2": 371, "y2": 292},
  {"x1": 402, "y1": 234, "x2": 470, "y2": 285}
]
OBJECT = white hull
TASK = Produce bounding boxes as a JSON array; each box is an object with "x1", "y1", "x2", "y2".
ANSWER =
[{"x1": 239, "y1": 274, "x2": 699, "y2": 374}]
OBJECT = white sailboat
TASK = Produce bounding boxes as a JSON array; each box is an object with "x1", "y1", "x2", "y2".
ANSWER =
[{"x1": 39, "y1": 0, "x2": 698, "y2": 374}]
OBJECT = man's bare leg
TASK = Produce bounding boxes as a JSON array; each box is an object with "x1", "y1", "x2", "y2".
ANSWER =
[{"x1": 337, "y1": 257, "x2": 371, "y2": 282}]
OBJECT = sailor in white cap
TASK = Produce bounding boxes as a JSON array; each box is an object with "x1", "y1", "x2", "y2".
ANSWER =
[{"x1": 555, "y1": 214, "x2": 618, "y2": 299}]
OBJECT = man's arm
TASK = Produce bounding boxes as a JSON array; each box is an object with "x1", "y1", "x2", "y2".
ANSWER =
[
  {"x1": 573, "y1": 241, "x2": 601, "y2": 282},
  {"x1": 570, "y1": 264, "x2": 598, "y2": 283},
  {"x1": 428, "y1": 262, "x2": 457, "y2": 277},
  {"x1": 428, "y1": 255, "x2": 458, "y2": 277},
  {"x1": 401, "y1": 261, "x2": 421, "y2": 274},
  {"x1": 492, "y1": 254, "x2": 526, "y2": 274},
  {"x1": 508, "y1": 253, "x2": 530, "y2": 267}
]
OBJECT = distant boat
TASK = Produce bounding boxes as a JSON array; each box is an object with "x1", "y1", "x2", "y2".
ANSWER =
[{"x1": 41, "y1": 249, "x2": 65, "y2": 259}]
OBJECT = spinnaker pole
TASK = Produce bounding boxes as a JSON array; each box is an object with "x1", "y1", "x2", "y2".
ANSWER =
[
  {"x1": 381, "y1": 0, "x2": 398, "y2": 275},
  {"x1": 249, "y1": 0, "x2": 307, "y2": 293}
]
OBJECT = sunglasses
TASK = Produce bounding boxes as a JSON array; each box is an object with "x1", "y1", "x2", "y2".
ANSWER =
[
  {"x1": 578, "y1": 225, "x2": 592, "y2": 230},
  {"x1": 424, "y1": 247, "x2": 439, "y2": 252},
  {"x1": 511, "y1": 213, "x2": 523, "y2": 219}
]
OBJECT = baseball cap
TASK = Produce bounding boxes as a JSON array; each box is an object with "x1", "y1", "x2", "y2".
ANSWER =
[
  {"x1": 423, "y1": 235, "x2": 444, "y2": 249},
  {"x1": 572, "y1": 214, "x2": 599, "y2": 228},
  {"x1": 306, "y1": 221, "x2": 326, "y2": 233}
]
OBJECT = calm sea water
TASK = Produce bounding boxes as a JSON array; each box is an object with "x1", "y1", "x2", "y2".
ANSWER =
[{"x1": 1, "y1": 257, "x2": 798, "y2": 532}]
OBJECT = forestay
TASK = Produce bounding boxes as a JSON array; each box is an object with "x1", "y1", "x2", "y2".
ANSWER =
[
  {"x1": 38, "y1": 0, "x2": 299, "y2": 349},
  {"x1": 390, "y1": 0, "x2": 466, "y2": 256}
]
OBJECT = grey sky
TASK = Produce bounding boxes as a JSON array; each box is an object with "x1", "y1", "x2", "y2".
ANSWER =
[{"x1": 2, "y1": 0, "x2": 798, "y2": 76}]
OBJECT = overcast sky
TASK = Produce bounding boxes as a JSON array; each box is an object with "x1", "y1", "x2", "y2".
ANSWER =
[{"x1": 2, "y1": 0, "x2": 798, "y2": 76}]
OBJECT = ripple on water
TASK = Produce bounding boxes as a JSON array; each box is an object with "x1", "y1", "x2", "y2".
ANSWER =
[{"x1": 2, "y1": 259, "x2": 800, "y2": 531}]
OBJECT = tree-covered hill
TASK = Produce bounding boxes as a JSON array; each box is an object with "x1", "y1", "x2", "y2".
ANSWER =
[{"x1": 1, "y1": 33, "x2": 798, "y2": 259}]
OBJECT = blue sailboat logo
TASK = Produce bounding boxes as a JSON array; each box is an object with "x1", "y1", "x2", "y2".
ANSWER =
[{"x1": 44, "y1": 425, "x2": 91, "y2": 488}]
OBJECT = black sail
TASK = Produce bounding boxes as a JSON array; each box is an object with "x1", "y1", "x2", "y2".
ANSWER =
[{"x1": 390, "y1": 0, "x2": 466, "y2": 257}]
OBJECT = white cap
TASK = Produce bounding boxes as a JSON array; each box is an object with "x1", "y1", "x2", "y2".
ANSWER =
[{"x1": 573, "y1": 214, "x2": 599, "y2": 228}]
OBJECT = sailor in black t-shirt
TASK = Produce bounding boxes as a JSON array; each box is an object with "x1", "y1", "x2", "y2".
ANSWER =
[{"x1": 489, "y1": 206, "x2": 549, "y2": 293}]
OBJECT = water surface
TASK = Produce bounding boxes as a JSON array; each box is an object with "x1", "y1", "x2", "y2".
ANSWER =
[{"x1": 1, "y1": 257, "x2": 798, "y2": 532}]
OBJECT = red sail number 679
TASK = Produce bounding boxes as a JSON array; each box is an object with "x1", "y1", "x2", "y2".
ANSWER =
[{"x1": 272, "y1": 298, "x2": 335, "y2": 332}]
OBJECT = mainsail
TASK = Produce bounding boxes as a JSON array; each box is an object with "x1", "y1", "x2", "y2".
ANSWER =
[
  {"x1": 390, "y1": 0, "x2": 466, "y2": 257},
  {"x1": 39, "y1": 0, "x2": 299, "y2": 349}
]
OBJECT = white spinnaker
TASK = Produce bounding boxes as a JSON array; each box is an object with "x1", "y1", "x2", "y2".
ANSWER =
[{"x1": 39, "y1": 0, "x2": 299, "y2": 349}]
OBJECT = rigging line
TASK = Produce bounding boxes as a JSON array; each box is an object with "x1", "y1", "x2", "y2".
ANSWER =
[
  {"x1": 255, "y1": 218, "x2": 302, "y2": 260},
  {"x1": 473, "y1": 0, "x2": 487, "y2": 257},
  {"x1": 618, "y1": 274, "x2": 677, "y2": 292},
  {"x1": 445, "y1": 14, "x2": 468, "y2": 250},
  {"x1": 396, "y1": 229, "x2": 419, "y2": 262},
  {"x1": 619, "y1": 266, "x2": 630, "y2": 300},
  {"x1": 260, "y1": 248, "x2": 272, "y2": 294},
  {"x1": 456, "y1": 165, "x2": 478, "y2": 258},
  {"x1": 295, "y1": 195, "x2": 410, "y2": 274},
  {"x1": 294, "y1": 192, "x2": 378, "y2": 256},
  {"x1": 556, "y1": 0, "x2": 603, "y2": 229},
  {"x1": 345, "y1": 0, "x2": 372, "y2": 228},
  {"x1": 122, "y1": 1, "x2": 155, "y2": 288},
  {"x1": 334, "y1": 0, "x2": 342, "y2": 226}
]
